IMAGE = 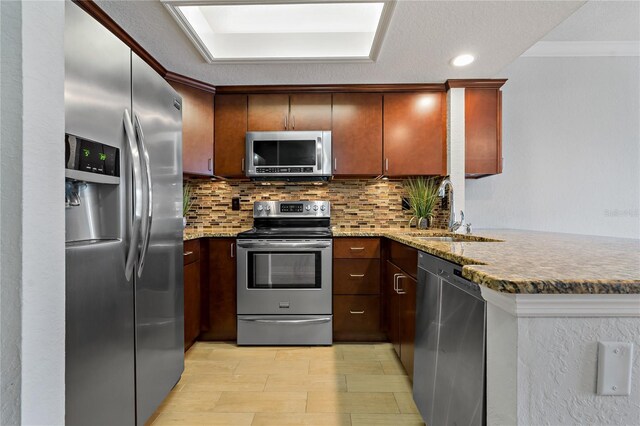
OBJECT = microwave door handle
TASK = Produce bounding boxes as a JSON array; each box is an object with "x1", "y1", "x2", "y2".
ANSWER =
[
  {"x1": 316, "y1": 137, "x2": 322, "y2": 171},
  {"x1": 123, "y1": 109, "x2": 142, "y2": 282}
]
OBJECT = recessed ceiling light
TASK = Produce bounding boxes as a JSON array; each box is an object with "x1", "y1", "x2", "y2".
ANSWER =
[
  {"x1": 163, "y1": 1, "x2": 396, "y2": 63},
  {"x1": 451, "y1": 54, "x2": 475, "y2": 67}
]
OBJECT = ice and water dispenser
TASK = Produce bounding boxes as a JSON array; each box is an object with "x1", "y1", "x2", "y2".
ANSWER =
[{"x1": 65, "y1": 134, "x2": 122, "y2": 243}]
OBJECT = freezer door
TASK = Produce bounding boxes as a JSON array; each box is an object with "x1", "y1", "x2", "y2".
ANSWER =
[
  {"x1": 65, "y1": 3, "x2": 135, "y2": 425},
  {"x1": 132, "y1": 53, "x2": 184, "y2": 425}
]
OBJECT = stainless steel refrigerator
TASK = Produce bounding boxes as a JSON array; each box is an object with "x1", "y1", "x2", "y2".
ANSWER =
[{"x1": 64, "y1": 3, "x2": 184, "y2": 425}]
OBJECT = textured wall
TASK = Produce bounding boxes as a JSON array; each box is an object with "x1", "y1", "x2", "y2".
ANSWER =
[
  {"x1": 466, "y1": 56, "x2": 640, "y2": 238},
  {"x1": 185, "y1": 178, "x2": 451, "y2": 230},
  {"x1": 517, "y1": 317, "x2": 640, "y2": 425}
]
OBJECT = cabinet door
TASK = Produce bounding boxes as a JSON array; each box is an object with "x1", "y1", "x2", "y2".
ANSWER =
[
  {"x1": 465, "y1": 88, "x2": 502, "y2": 176},
  {"x1": 170, "y1": 82, "x2": 214, "y2": 176},
  {"x1": 214, "y1": 95, "x2": 247, "y2": 177},
  {"x1": 248, "y1": 94, "x2": 290, "y2": 131},
  {"x1": 385, "y1": 261, "x2": 402, "y2": 357},
  {"x1": 398, "y1": 273, "x2": 417, "y2": 379},
  {"x1": 332, "y1": 93, "x2": 382, "y2": 176},
  {"x1": 184, "y1": 260, "x2": 201, "y2": 349},
  {"x1": 383, "y1": 92, "x2": 446, "y2": 176},
  {"x1": 203, "y1": 238, "x2": 237, "y2": 341},
  {"x1": 289, "y1": 93, "x2": 332, "y2": 131}
]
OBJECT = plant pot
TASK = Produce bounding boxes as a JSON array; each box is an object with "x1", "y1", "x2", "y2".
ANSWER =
[{"x1": 417, "y1": 217, "x2": 430, "y2": 229}]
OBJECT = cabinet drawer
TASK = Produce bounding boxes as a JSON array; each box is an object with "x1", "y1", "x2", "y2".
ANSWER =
[
  {"x1": 183, "y1": 239, "x2": 200, "y2": 265},
  {"x1": 333, "y1": 295, "x2": 383, "y2": 341},
  {"x1": 333, "y1": 259, "x2": 380, "y2": 295},
  {"x1": 389, "y1": 240, "x2": 417, "y2": 279},
  {"x1": 334, "y1": 238, "x2": 380, "y2": 259}
]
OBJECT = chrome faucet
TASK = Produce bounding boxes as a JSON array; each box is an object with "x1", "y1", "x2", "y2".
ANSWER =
[{"x1": 437, "y1": 178, "x2": 463, "y2": 232}]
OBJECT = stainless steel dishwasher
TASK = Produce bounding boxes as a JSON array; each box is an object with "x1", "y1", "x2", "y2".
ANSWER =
[{"x1": 414, "y1": 251, "x2": 486, "y2": 426}]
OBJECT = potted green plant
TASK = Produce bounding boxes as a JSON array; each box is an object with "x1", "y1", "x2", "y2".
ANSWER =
[
  {"x1": 404, "y1": 177, "x2": 439, "y2": 229},
  {"x1": 183, "y1": 182, "x2": 195, "y2": 228}
]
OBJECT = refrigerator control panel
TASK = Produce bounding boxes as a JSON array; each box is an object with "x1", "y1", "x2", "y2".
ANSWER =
[{"x1": 66, "y1": 134, "x2": 119, "y2": 176}]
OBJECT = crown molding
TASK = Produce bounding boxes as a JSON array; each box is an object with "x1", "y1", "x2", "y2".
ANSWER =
[
  {"x1": 216, "y1": 83, "x2": 446, "y2": 94},
  {"x1": 445, "y1": 79, "x2": 507, "y2": 91},
  {"x1": 521, "y1": 41, "x2": 640, "y2": 57},
  {"x1": 165, "y1": 71, "x2": 217, "y2": 94},
  {"x1": 481, "y1": 287, "x2": 640, "y2": 318}
]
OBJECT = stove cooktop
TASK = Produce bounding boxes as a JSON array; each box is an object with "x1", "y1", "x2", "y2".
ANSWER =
[{"x1": 236, "y1": 227, "x2": 332, "y2": 239}]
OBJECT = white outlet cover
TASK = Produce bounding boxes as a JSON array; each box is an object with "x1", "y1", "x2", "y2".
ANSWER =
[{"x1": 597, "y1": 341, "x2": 634, "y2": 396}]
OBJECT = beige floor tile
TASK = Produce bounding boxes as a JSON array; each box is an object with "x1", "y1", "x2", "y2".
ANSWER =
[
  {"x1": 156, "y1": 391, "x2": 221, "y2": 412},
  {"x1": 394, "y1": 392, "x2": 420, "y2": 414},
  {"x1": 310, "y1": 359, "x2": 384, "y2": 375},
  {"x1": 213, "y1": 391, "x2": 307, "y2": 413},
  {"x1": 252, "y1": 413, "x2": 351, "y2": 426},
  {"x1": 341, "y1": 347, "x2": 398, "y2": 361},
  {"x1": 183, "y1": 360, "x2": 239, "y2": 375},
  {"x1": 307, "y1": 391, "x2": 399, "y2": 414},
  {"x1": 152, "y1": 412, "x2": 254, "y2": 425},
  {"x1": 380, "y1": 357, "x2": 407, "y2": 375},
  {"x1": 372, "y1": 343, "x2": 394, "y2": 351},
  {"x1": 275, "y1": 346, "x2": 343, "y2": 361},
  {"x1": 207, "y1": 348, "x2": 278, "y2": 361},
  {"x1": 235, "y1": 359, "x2": 309, "y2": 375},
  {"x1": 184, "y1": 345, "x2": 216, "y2": 361},
  {"x1": 265, "y1": 374, "x2": 346, "y2": 392},
  {"x1": 346, "y1": 375, "x2": 412, "y2": 393},
  {"x1": 179, "y1": 374, "x2": 268, "y2": 392},
  {"x1": 351, "y1": 413, "x2": 425, "y2": 425}
]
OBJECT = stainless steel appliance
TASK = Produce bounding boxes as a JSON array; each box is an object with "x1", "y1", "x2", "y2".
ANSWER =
[
  {"x1": 245, "y1": 131, "x2": 332, "y2": 181},
  {"x1": 414, "y1": 251, "x2": 486, "y2": 426},
  {"x1": 237, "y1": 201, "x2": 333, "y2": 345},
  {"x1": 65, "y1": 3, "x2": 183, "y2": 425}
]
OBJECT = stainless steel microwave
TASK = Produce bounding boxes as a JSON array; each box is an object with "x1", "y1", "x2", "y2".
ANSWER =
[{"x1": 245, "y1": 131, "x2": 332, "y2": 181}]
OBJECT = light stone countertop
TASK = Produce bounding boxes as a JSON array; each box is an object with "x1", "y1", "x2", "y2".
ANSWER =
[{"x1": 183, "y1": 227, "x2": 640, "y2": 294}]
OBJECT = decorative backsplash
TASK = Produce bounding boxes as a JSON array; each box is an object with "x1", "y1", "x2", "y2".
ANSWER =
[{"x1": 184, "y1": 178, "x2": 450, "y2": 230}]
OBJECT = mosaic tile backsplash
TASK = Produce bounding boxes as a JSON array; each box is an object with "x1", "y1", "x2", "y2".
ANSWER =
[{"x1": 184, "y1": 178, "x2": 451, "y2": 230}]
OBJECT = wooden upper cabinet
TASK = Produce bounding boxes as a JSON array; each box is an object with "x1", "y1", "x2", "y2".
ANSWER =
[
  {"x1": 248, "y1": 94, "x2": 290, "y2": 131},
  {"x1": 289, "y1": 93, "x2": 331, "y2": 130},
  {"x1": 383, "y1": 92, "x2": 446, "y2": 176},
  {"x1": 169, "y1": 81, "x2": 214, "y2": 176},
  {"x1": 465, "y1": 88, "x2": 502, "y2": 176},
  {"x1": 332, "y1": 93, "x2": 383, "y2": 176},
  {"x1": 214, "y1": 94, "x2": 247, "y2": 177},
  {"x1": 247, "y1": 93, "x2": 331, "y2": 131}
]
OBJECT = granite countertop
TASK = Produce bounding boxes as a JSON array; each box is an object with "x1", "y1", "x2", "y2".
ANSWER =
[{"x1": 183, "y1": 227, "x2": 640, "y2": 295}]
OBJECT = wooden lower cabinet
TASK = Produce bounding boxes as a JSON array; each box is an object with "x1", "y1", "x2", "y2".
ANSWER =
[
  {"x1": 183, "y1": 239, "x2": 202, "y2": 350},
  {"x1": 201, "y1": 238, "x2": 237, "y2": 341},
  {"x1": 333, "y1": 295, "x2": 383, "y2": 341},
  {"x1": 385, "y1": 256, "x2": 418, "y2": 379}
]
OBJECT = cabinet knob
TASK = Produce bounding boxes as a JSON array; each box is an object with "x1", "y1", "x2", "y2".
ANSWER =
[
  {"x1": 208, "y1": 158, "x2": 212, "y2": 171},
  {"x1": 241, "y1": 158, "x2": 245, "y2": 172}
]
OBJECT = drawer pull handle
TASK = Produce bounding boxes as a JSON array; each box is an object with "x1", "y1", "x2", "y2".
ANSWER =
[
  {"x1": 349, "y1": 273, "x2": 365, "y2": 278},
  {"x1": 350, "y1": 247, "x2": 365, "y2": 251},
  {"x1": 349, "y1": 310, "x2": 365, "y2": 315},
  {"x1": 183, "y1": 251, "x2": 194, "y2": 256}
]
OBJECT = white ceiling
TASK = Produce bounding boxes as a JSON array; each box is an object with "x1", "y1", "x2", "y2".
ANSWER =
[{"x1": 95, "y1": 0, "x2": 585, "y2": 85}]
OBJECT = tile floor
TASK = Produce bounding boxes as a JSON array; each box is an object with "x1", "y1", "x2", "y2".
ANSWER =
[{"x1": 147, "y1": 342, "x2": 425, "y2": 426}]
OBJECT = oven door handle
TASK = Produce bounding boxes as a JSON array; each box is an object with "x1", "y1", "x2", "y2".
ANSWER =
[
  {"x1": 236, "y1": 241, "x2": 331, "y2": 249},
  {"x1": 239, "y1": 317, "x2": 332, "y2": 324}
]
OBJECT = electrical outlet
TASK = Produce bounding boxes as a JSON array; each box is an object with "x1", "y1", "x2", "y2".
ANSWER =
[{"x1": 231, "y1": 197, "x2": 240, "y2": 211}]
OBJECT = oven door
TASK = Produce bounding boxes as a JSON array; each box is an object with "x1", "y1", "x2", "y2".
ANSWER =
[{"x1": 237, "y1": 239, "x2": 332, "y2": 315}]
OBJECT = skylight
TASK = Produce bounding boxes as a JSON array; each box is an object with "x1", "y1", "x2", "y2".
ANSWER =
[{"x1": 163, "y1": 1, "x2": 396, "y2": 63}]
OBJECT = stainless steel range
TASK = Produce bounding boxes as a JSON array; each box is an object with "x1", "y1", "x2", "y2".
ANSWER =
[{"x1": 236, "y1": 201, "x2": 332, "y2": 346}]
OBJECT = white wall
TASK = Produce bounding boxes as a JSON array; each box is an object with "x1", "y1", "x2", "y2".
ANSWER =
[
  {"x1": 0, "y1": 1, "x2": 65, "y2": 424},
  {"x1": 466, "y1": 56, "x2": 640, "y2": 238}
]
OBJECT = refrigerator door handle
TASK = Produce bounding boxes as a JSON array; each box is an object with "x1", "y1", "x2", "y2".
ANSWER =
[
  {"x1": 134, "y1": 113, "x2": 153, "y2": 277},
  {"x1": 123, "y1": 109, "x2": 143, "y2": 281}
]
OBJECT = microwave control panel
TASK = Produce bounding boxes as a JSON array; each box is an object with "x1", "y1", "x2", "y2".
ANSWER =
[{"x1": 65, "y1": 134, "x2": 119, "y2": 176}]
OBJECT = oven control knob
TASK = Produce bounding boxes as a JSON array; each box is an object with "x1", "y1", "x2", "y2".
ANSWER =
[
  {"x1": 257, "y1": 205, "x2": 264, "y2": 211},
  {"x1": 266, "y1": 205, "x2": 271, "y2": 211},
  {"x1": 305, "y1": 205, "x2": 311, "y2": 211},
  {"x1": 313, "y1": 205, "x2": 318, "y2": 211},
  {"x1": 320, "y1": 205, "x2": 326, "y2": 212}
]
